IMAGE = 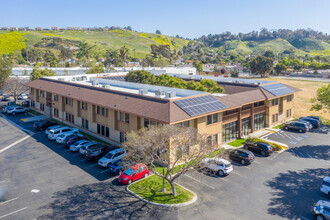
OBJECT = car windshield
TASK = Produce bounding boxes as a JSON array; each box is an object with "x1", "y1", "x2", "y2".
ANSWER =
[
  {"x1": 49, "y1": 131, "x2": 54, "y2": 134},
  {"x1": 7, "y1": 107, "x2": 14, "y2": 110},
  {"x1": 105, "y1": 153, "x2": 114, "y2": 159},
  {"x1": 322, "y1": 181, "x2": 330, "y2": 187},
  {"x1": 58, "y1": 134, "x2": 65, "y2": 138},
  {"x1": 123, "y1": 168, "x2": 134, "y2": 176},
  {"x1": 225, "y1": 163, "x2": 232, "y2": 168}
]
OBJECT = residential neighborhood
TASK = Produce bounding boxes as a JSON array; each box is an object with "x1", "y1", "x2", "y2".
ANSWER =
[{"x1": 0, "y1": 1, "x2": 329, "y2": 220}]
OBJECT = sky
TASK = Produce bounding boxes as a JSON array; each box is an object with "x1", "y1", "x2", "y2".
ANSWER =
[{"x1": 0, "y1": 0, "x2": 330, "y2": 38}]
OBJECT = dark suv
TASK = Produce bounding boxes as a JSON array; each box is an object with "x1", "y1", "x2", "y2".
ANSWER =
[
  {"x1": 244, "y1": 141, "x2": 273, "y2": 156},
  {"x1": 34, "y1": 120, "x2": 58, "y2": 131},
  {"x1": 284, "y1": 121, "x2": 308, "y2": 133},
  {"x1": 229, "y1": 149, "x2": 254, "y2": 165},
  {"x1": 84, "y1": 144, "x2": 120, "y2": 161},
  {"x1": 307, "y1": 116, "x2": 322, "y2": 124},
  {"x1": 299, "y1": 117, "x2": 320, "y2": 128},
  {"x1": 63, "y1": 134, "x2": 87, "y2": 147}
]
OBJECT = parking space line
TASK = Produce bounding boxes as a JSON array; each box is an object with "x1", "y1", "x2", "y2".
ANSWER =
[
  {"x1": 300, "y1": 216, "x2": 309, "y2": 220},
  {"x1": 80, "y1": 159, "x2": 86, "y2": 161},
  {"x1": 231, "y1": 172, "x2": 244, "y2": 177},
  {"x1": 254, "y1": 161, "x2": 261, "y2": 164},
  {"x1": 89, "y1": 164, "x2": 98, "y2": 168},
  {"x1": 100, "y1": 169, "x2": 109, "y2": 173},
  {"x1": 0, "y1": 207, "x2": 27, "y2": 219},
  {"x1": 65, "y1": 149, "x2": 71, "y2": 152},
  {"x1": 0, "y1": 197, "x2": 19, "y2": 205},
  {"x1": 184, "y1": 174, "x2": 215, "y2": 189},
  {"x1": 0, "y1": 181, "x2": 6, "y2": 184},
  {"x1": 0, "y1": 136, "x2": 30, "y2": 154}
]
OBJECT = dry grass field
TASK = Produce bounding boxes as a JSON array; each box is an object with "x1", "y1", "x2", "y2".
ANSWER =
[{"x1": 267, "y1": 78, "x2": 329, "y2": 123}]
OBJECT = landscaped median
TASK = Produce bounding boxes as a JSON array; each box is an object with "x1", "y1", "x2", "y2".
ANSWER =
[
  {"x1": 247, "y1": 137, "x2": 288, "y2": 151},
  {"x1": 126, "y1": 174, "x2": 197, "y2": 207}
]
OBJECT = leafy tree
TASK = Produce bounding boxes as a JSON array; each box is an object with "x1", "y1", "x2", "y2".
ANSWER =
[
  {"x1": 194, "y1": 62, "x2": 203, "y2": 73},
  {"x1": 274, "y1": 63, "x2": 287, "y2": 74},
  {"x1": 249, "y1": 55, "x2": 274, "y2": 77},
  {"x1": 124, "y1": 26, "x2": 132, "y2": 31},
  {"x1": 230, "y1": 70, "x2": 239, "y2": 77},
  {"x1": 124, "y1": 125, "x2": 218, "y2": 196},
  {"x1": 119, "y1": 46, "x2": 129, "y2": 71},
  {"x1": 311, "y1": 84, "x2": 330, "y2": 111},
  {"x1": 30, "y1": 64, "x2": 56, "y2": 81},
  {"x1": 77, "y1": 42, "x2": 94, "y2": 59},
  {"x1": 2, "y1": 77, "x2": 29, "y2": 101},
  {"x1": 155, "y1": 30, "x2": 162, "y2": 35},
  {"x1": 150, "y1": 44, "x2": 171, "y2": 59},
  {"x1": 87, "y1": 63, "x2": 105, "y2": 74},
  {"x1": 50, "y1": 60, "x2": 57, "y2": 67},
  {"x1": 264, "y1": 50, "x2": 275, "y2": 59},
  {"x1": 0, "y1": 56, "x2": 12, "y2": 89}
]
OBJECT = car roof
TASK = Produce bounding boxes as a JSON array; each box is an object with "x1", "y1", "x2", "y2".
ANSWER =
[
  {"x1": 51, "y1": 126, "x2": 69, "y2": 131},
  {"x1": 324, "y1": 176, "x2": 330, "y2": 182},
  {"x1": 316, "y1": 200, "x2": 330, "y2": 208},
  {"x1": 108, "y1": 148, "x2": 124, "y2": 154},
  {"x1": 212, "y1": 157, "x2": 230, "y2": 164},
  {"x1": 236, "y1": 149, "x2": 251, "y2": 154},
  {"x1": 130, "y1": 163, "x2": 146, "y2": 170}
]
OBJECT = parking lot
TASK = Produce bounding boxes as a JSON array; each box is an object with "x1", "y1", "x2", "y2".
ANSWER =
[{"x1": 0, "y1": 113, "x2": 329, "y2": 220}]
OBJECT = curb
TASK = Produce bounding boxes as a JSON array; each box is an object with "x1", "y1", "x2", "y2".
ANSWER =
[
  {"x1": 0, "y1": 113, "x2": 35, "y2": 136},
  {"x1": 126, "y1": 174, "x2": 198, "y2": 207}
]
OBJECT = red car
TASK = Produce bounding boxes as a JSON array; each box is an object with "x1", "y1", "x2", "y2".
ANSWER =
[{"x1": 118, "y1": 163, "x2": 149, "y2": 184}]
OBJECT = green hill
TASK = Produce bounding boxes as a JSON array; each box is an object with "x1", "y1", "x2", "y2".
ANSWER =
[{"x1": 289, "y1": 38, "x2": 324, "y2": 51}]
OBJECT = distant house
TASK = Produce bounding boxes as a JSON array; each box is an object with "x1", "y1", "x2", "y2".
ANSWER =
[
  {"x1": 35, "y1": 27, "x2": 42, "y2": 31},
  {"x1": 69, "y1": 58, "x2": 79, "y2": 64},
  {"x1": 127, "y1": 62, "x2": 140, "y2": 67},
  {"x1": 73, "y1": 27, "x2": 81, "y2": 31},
  {"x1": 1, "y1": 27, "x2": 8, "y2": 30},
  {"x1": 51, "y1": 27, "x2": 58, "y2": 31},
  {"x1": 59, "y1": 28, "x2": 65, "y2": 31},
  {"x1": 10, "y1": 27, "x2": 18, "y2": 31},
  {"x1": 66, "y1": 27, "x2": 73, "y2": 30}
]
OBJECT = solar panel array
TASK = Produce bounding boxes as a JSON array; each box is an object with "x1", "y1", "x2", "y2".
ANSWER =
[
  {"x1": 174, "y1": 95, "x2": 227, "y2": 117},
  {"x1": 261, "y1": 83, "x2": 294, "y2": 96},
  {"x1": 103, "y1": 76, "x2": 126, "y2": 81}
]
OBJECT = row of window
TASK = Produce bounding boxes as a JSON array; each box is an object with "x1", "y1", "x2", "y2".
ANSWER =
[
  {"x1": 39, "y1": 90, "x2": 45, "y2": 97},
  {"x1": 96, "y1": 105, "x2": 108, "y2": 117},
  {"x1": 207, "y1": 113, "x2": 219, "y2": 125},
  {"x1": 97, "y1": 124, "x2": 110, "y2": 138},
  {"x1": 65, "y1": 113, "x2": 74, "y2": 123},
  {"x1": 286, "y1": 109, "x2": 292, "y2": 117},
  {"x1": 144, "y1": 118, "x2": 162, "y2": 128},
  {"x1": 54, "y1": 108, "x2": 59, "y2": 117},
  {"x1": 207, "y1": 134, "x2": 218, "y2": 145},
  {"x1": 40, "y1": 103, "x2": 45, "y2": 111},
  {"x1": 272, "y1": 113, "x2": 279, "y2": 123},
  {"x1": 175, "y1": 121, "x2": 190, "y2": 127},
  {"x1": 82, "y1": 118, "x2": 89, "y2": 129},
  {"x1": 81, "y1": 102, "x2": 88, "y2": 111},
  {"x1": 119, "y1": 112, "x2": 130, "y2": 123},
  {"x1": 65, "y1": 97, "x2": 73, "y2": 106}
]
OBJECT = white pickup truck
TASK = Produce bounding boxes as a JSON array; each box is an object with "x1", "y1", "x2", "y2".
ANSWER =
[{"x1": 201, "y1": 157, "x2": 233, "y2": 176}]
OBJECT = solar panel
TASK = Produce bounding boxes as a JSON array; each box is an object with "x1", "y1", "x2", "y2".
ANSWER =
[
  {"x1": 262, "y1": 83, "x2": 294, "y2": 96},
  {"x1": 174, "y1": 95, "x2": 227, "y2": 117},
  {"x1": 103, "y1": 76, "x2": 126, "y2": 81}
]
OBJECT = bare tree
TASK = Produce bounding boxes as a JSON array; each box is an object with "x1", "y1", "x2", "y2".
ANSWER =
[
  {"x1": 3, "y1": 77, "x2": 29, "y2": 101},
  {"x1": 124, "y1": 124, "x2": 220, "y2": 196}
]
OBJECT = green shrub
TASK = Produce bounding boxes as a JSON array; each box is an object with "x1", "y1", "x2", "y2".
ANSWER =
[{"x1": 246, "y1": 138, "x2": 284, "y2": 151}]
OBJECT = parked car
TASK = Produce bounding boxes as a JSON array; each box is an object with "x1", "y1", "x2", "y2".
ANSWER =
[
  {"x1": 45, "y1": 125, "x2": 62, "y2": 135},
  {"x1": 18, "y1": 94, "x2": 28, "y2": 100},
  {"x1": 118, "y1": 163, "x2": 149, "y2": 185},
  {"x1": 2, "y1": 106, "x2": 16, "y2": 114},
  {"x1": 21, "y1": 100, "x2": 30, "y2": 107},
  {"x1": 284, "y1": 121, "x2": 308, "y2": 133},
  {"x1": 79, "y1": 141, "x2": 98, "y2": 155},
  {"x1": 33, "y1": 120, "x2": 58, "y2": 131},
  {"x1": 296, "y1": 120, "x2": 312, "y2": 130},
  {"x1": 109, "y1": 160, "x2": 134, "y2": 175},
  {"x1": 56, "y1": 130, "x2": 80, "y2": 144},
  {"x1": 2, "y1": 95, "x2": 14, "y2": 101},
  {"x1": 307, "y1": 116, "x2": 322, "y2": 124},
  {"x1": 244, "y1": 141, "x2": 273, "y2": 156},
  {"x1": 63, "y1": 134, "x2": 87, "y2": 147},
  {"x1": 321, "y1": 176, "x2": 330, "y2": 195},
  {"x1": 200, "y1": 157, "x2": 233, "y2": 176},
  {"x1": 313, "y1": 200, "x2": 330, "y2": 220},
  {"x1": 98, "y1": 148, "x2": 127, "y2": 167},
  {"x1": 84, "y1": 144, "x2": 120, "y2": 161},
  {"x1": 299, "y1": 117, "x2": 320, "y2": 128},
  {"x1": 6, "y1": 106, "x2": 27, "y2": 115},
  {"x1": 70, "y1": 139, "x2": 91, "y2": 152},
  {"x1": 48, "y1": 127, "x2": 78, "y2": 140},
  {"x1": 229, "y1": 149, "x2": 255, "y2": 165}
]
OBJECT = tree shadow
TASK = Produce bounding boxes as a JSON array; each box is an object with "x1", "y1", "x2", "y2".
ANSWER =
[
  {"x1": 287, "y1": 145, "x2": 330, "y2": 161},
  {"x1": 37, "y1": 179, "x2": 177, "y2": 220},
  {"x1": 265, "y1": 168, "x2": 329, "y2": 219}
]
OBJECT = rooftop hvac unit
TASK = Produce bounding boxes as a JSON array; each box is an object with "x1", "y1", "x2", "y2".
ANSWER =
[
  {"x1": 155, "y1": 90, "x2": 165, "y2": 96},
  {"x1": 165, "y1": 92, "x2": 176, "y2": 99},
  {"x1": 81, "y1": 76, "x2": 87, "y2": 80},
  {"x1": 71, "y1": 78, "x2": 76, "y2": 81},
  {"x1": 58, "y1": 78, "x2": 65, "y2": 81},
  {"x1": 92, "y1": 80, "x2": 99, "y2": 86},
  {"x1": 138, "y1": 89, "x2": 148, "y2": 95},
  {"x1": 103, "y1": 84, "x2": 111, "y2": 89}
]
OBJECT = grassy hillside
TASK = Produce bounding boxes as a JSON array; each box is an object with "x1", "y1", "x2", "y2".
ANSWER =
[
  {"x1": 0, "y1": 32, "x2": 26, "y2": 54},
  {"x1": 289, "y1": 38, "x2": 324, "y2": 51}
]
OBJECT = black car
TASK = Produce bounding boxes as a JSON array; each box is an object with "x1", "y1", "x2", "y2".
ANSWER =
[
  {"x1": 63, "y1": 134, "x2": 87, "y2": 147},
  {"x1": 84, "y1": 144, "x2": 120, "y2": 161},
  {"x1": 307, "y1": 116, "x2": 322, "y2": 123},
  {"x1": 229, "y1": 149, "x2": 254, "y2": 165},
  {"x1": 299, "y1": 117, "x2": 320, "y2": 128},
  {"x1": 108, "y1": 160, "x2": 134, "y2": 175},
  {"x1": 33, "y1": 120, "x2": 58, "y2": 131},
  {"x1": 284, "y1": 121, "x2": 308, "y2": 133},
  {"x1": 244, "y1": 141, "x2": 273, "y2": 156}
]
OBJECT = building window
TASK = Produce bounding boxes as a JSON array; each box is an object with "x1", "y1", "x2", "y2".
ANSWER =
[
  {"x1": 222, "y1": 121, "x2": 239, "y2": 143},
  {"x1": 286, "y1": 109, "x2": 292, "y2": 117},
  {"x1": 97, "y1": 123, "x2": 110, "y2": 138},
  {"x1": 254, "y1": 101, "x2": 265, "y2": 107},
  {"x1": 39, "y1": 90, "x2": 45, "y2": 97},
  {"x1": 241, "y1": 117, "x2": 251, "y2": 136},
  {"x1": 53, "y1": 94, "x2": 58, "y2": 102},
  {"x1": 272, "y1": 113, "x2": 279, "y2": 123},
  {"x1": 287, "y1": 95, "x2": 293, "y2": 102},
  {"x1": 96, "y1": 106, "x2": 108, "y2": 117},
  {"x1": 241, "y1": 104, "x2": 251, "y2": 111},
  {"x1": 31, "y1": 88, "x2": 34, "y2": 95},
  {"x1": 176, "y1": 120, "x2": 190, "y2": 127},
  {"x1": 213, "y1": 134, "x2": 218, "y2": 145},
  {"x1": 40, "y1": 103, "x2": 45, "y2": 111},
  {"x1": 271, "y1": 99, "x2": 279, "y2": 106},
  {"x1": 119, "y1": 112, "x2": 130, "y2": 123},
  {"x1": 207, "y1": 136, "x2": 212, "y2": 144},
  {"x1": 254, "y1": 113, "x2": 265, "y2": 131},
  {"x1": 223, "y1": 109, "x2": 238, "y2": 116},
  {"x1": 65, "y1": 112, "x2": 74, "y2": 123},
  {"x1": 65, "y1": 97, "x2": 73, "y2": 106},
  {"x1": 207, "y1": 113, "x2": 219, "y2": 125},
  {"x1": 53, "y1": 108, "x2": 59, "y2": 117},
  {"x1": 81, "y1": 102, "x2": 88, "y2": 110},
  {"x1": 120, "y1": 132, "x2": 126, "y2": 143},
  {"x1": 82, "y1": 118, "x2": 89, "y2": 129}
]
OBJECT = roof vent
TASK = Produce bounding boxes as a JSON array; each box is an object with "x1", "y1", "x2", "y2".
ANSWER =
[
  {"x1": 236, "y1": 80, "x2": 240, "y2": 83},
  {"x1": 165, "y1": 92, "x2": 176, "y2": 99},
  {"x1": 155, "y1": 90, "x2": 165, "y2": 97},
  {"x1": 81, "y1": 76, "x2": 87, "y2": 80},
  {"x1": 58, "y1": 78, "x2": 65, "y2": 81},
  {"x1": 139, "y1": 89, "x2": 148, "y2": 95},
  {"x1": 102, "y1": 84, "x2": 111, "y2": 89},
  {"x1": 92, "y1": 80, "x2": 99, "y2": 86}
]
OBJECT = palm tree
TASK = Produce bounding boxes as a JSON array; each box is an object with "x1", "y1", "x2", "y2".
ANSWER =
[{"x1": 119, "y1": 46, "x2": 129, "y2": 71}]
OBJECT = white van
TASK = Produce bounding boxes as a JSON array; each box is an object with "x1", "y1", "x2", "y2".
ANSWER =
[
  {"x1": 321, "y1": 176, "x2": 330, "y2": 195},
  {"x1": 48, "y1": 127, "x2": 78, "y2": 140}
]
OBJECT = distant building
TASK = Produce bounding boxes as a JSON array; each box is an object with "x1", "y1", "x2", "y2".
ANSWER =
[
  {"x1": 35, "y1": 27, "x2": 42, "y2": 31},
  {"x1": 9, "y1": 27, "x2": 18, "y2": 31},
  {"x1": 73, "y1": 27, "x2": 81, "y2": 31},
  {"x1": 51, "y1": 27, "x2": 58, "y2": 31},
  {"x1": 66, "y1": 27, "x2": 73, "y2": 30},
  {"x1": 1, "y1": 27, "x2": 8, "y2": 30}
]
